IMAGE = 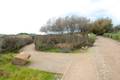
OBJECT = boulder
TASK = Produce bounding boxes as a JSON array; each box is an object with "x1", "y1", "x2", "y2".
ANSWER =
[{"x1": 12, "y1": 52, "x2": 31, "y2": 65}]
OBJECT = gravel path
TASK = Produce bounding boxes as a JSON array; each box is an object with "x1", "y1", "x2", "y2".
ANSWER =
[
  {"x1": 20, "y1": 36, "x2": 120, "y2": 80},
  {"x1": 92, "y1": 36, "x2": 120, "y2": 80}
]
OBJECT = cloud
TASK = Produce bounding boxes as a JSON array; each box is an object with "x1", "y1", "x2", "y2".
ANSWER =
[
  {"x1": 0, "y1": 0, "x2": 120, "y2": 34},
  {"x1": 91, "y1": 0, "x2": 120, "y2": 25}
]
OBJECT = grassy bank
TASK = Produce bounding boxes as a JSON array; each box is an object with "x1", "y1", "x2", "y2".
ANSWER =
[{"x1": 0, "y1": 53, "x2": 56, "y2": 80}]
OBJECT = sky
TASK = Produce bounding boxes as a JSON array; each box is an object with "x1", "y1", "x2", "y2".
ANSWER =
[{"x1": 0, "y1": 0, "x2": 120, "y2": 34}]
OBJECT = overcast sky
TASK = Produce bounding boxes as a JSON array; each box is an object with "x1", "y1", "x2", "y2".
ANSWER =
[{"x1": 0, "y1": 0, "x2": 120, "y2": 34}]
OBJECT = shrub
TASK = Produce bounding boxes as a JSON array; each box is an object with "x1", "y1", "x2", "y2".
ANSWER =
[
  {"x1": 34, "y1": 33, "x2": 96, "y2": 53},
  {"x1": 103, "y1": 32, "x2": 120, "y2": 41},
  {"x1": 35, "y1": 35, "x2": 64, "y2": 51},
  {"x1": 0, "y1": 35, "x2": 33, "y2": 53},
  {"x1": 87, "y1": 33, "x2": 96, "y2": 46}
]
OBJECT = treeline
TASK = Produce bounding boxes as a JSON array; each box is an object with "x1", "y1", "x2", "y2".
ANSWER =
[{"x1": 40, "y1": 15, "x2": 113, "y2": 35}]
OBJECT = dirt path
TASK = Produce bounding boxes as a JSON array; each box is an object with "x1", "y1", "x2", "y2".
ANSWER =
[
  {"x1": 20, "y1": 36, "x2": 120, "y2": 80},
  {"x1": 91, "y1": 36, "x2": 120, "y2": 80},
  {"x1": 20, "y1": 44, "x2": 75, "y2": 73}
]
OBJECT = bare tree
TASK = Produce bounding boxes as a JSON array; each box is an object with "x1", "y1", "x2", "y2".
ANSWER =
[{"x1": 40, "y1": 15, "x2": 90, "y2": 35}]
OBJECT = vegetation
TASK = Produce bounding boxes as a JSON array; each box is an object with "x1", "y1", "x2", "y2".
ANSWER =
[
  {"x1": 104, "y1": 32, "x2": 120, "y2": 41},
  {"x1": 34, "y1": 15, "x2": 103, "y2": 53},
  {"x1": 40, "y1": 16, "x2": 113, "y2": 35},
  {"x1": 17, "y1": 33, "x2": 36, "y2": 39},
  {"x1": 111, "y1": 25, "x2": 120, "y2": 32},
  {"x1": 0, "y1": 53, "x2": 56, "y2": 80},
  {"x1": 0, "y1": 35, "x2": 33, "y2": 53},
  {"x1": 87, "y1": 33, "x2": 96, "y2": 46},
  {"x1": 90, "y1": 18, "x2": 112, "y2": 35},
  {"x1": 35, "y1": 33, "x2": 96, "y2": 53},
  {"x1": 17, "y1": 33, "x2": 30, "y2": 35},
  {"x1": 40, "y1": 15, "x2": 90, "y2": 34}
]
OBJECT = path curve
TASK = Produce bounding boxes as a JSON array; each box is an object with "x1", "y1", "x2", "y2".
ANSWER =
[{"x1": 20, "y1": 36, "x2": 120, "y2": 80}]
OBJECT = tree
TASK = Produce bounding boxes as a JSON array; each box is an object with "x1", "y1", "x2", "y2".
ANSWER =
[
  {"x1": 40, "y1": 16, "x2": 113, "y2": 36},
  {"x1": 91, "y1": 18, "x2": 113, "y2": 35},
  {"x1": 40, "y1": 15, "x2": 90, "y2": 34},
  {"x1": 40, "y1": 18, "x2": 65, "y2": 34}
]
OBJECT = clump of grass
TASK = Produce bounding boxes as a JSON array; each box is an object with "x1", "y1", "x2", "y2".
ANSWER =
[
  {"x1": 0, "y1": 53, "x2": 56, "y2": 80},
  {"x1": 0, "y1": 53, "x2": 14, "y2": 65}
]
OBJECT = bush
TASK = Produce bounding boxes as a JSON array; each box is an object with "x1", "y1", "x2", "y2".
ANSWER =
[
  {"x1": 35, "y1": 35, "x2": 65, "y2": 51},
  {"x1": 103, "y1": 32, "x2": 120, "y2": 41},
  {"x1": 90, "y1": 18, "x2": 113, "y2": 35},
  {"x1": 0, "y1": 35, "x2": 33, "y2": 53},
  {"x1": 87, "y1": 33, "x2": 96, "y2": 46},
  {"x1": 34, "y1": 33, "x2": 96, "y2": 53}
]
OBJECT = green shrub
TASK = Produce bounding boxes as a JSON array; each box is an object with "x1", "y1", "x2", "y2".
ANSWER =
[
  {"x1": 87, "y1": 33, "x2": 96, "y2": 46},
  {"x1": 103, "y1": 32, "x2": 120, "y2": 41}
]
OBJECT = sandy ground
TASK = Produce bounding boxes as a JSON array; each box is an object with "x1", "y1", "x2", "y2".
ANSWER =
[{"x1": 20, "y1": 36, "x2": 120, "y2": 80}]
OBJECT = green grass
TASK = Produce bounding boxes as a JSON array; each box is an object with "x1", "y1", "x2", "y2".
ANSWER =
[
  {"x1": 0, "y1": 53, "x2": 56, "y2": 80},
  {"x1": 43, "y1": 48, "x2": 61, "y2": 53},
  {"x1": 40, "y1": 47, "x2": 89, "y2": 54}
]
